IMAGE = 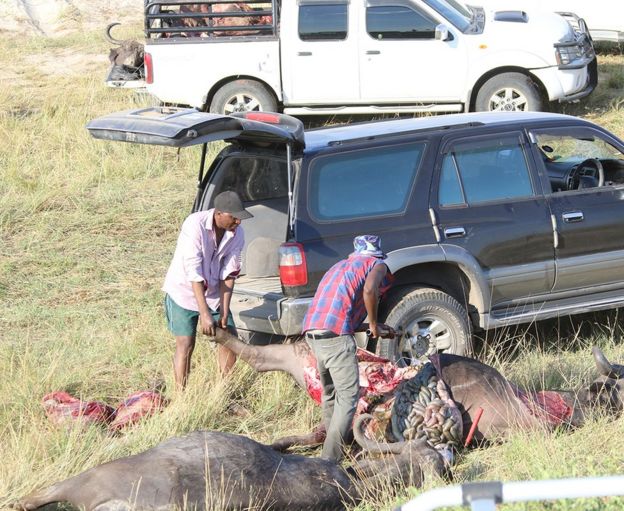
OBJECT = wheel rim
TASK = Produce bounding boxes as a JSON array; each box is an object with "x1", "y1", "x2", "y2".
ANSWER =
[
  {"x1": 487, "y1": 87, "x2": 529, "y2": 112},
  {"x1": 397, "y1": 314, "x2": 456, "y2": 360},
  {"x1": 223, "y1": 93, "x2": 262, "y2": 114}
]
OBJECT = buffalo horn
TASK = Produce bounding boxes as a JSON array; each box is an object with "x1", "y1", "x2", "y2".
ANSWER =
[
  {"x1": 592, "y1": 346, "x2": 624, "y2": 379},
  {"x1": 353, "y1": 414, "x2": 406, "y2": 455},
  {"x1": 105, "y1": 22, "x2": 124, "y2": 45}
]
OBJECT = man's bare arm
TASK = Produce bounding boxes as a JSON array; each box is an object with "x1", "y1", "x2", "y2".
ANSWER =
[
  {"x1": 363, "y1": 264, "x2": 394, "y2": 338},
  {"x1": 192, "y1": 281, "x2": 215, "y2": 336},
  {"x1": 219, "y1": 277, "x2": 235, "y2": 329}
]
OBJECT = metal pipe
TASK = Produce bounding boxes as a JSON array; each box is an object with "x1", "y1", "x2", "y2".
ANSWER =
[
  {"x1": 397, "y1": 475, "x2": 624, "y2": 511},
  {"x1": 286, "y1": 143, "x2": 294, "y2": 237},
  {"x1": 198, "y1": 142, "x2": 207, "y2": 185}
]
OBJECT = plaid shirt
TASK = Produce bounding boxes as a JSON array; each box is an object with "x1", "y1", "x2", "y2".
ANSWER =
[{"x1": 302, "y1": 254, "x2": 393, "y2": 335}]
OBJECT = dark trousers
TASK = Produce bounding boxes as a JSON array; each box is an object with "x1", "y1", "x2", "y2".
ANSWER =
[{"x1": 307, "y1": 334, "x2": 360, "y2": 462}]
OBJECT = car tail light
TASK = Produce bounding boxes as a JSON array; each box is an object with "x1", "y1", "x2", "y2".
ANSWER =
[
  {"x1": 144, "y1": 52, "x2": 153, "y2": 84},
  {"x1": 279, "y1": 242, "x2": 308, "y2": 287},
  {"x1": 243, "y1": 112, "x2": 281, "y2": 123}
]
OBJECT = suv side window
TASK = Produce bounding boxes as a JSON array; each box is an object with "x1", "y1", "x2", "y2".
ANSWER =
[
  {"x1": 309, "y1": 142, "x2": 425, "y2": 221},
  {"x1": 530, "y1": 127, "x2": 624, "y2": 192},
  {"x1": 366, "y1": 4, "x2": 437, "y2": 40},
  {"x1": 439, "y1": 135, "x2": 534, "y2": 206},
  {"x1": 299, "y1": 3, "x2": 348, "y2": 41}
]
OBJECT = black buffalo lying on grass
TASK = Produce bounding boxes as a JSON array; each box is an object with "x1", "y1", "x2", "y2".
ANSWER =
[{"x1": 17, "y1": 417, "x2": 445, "y2": 511}]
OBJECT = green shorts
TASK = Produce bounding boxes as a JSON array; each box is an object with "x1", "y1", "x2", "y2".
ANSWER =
[{"x1": 164, "y1": 294, "x2": 235, "y2": 337}]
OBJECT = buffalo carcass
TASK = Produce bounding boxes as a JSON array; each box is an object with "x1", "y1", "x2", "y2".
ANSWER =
[
  {"x1": 17, "y1": 417, "x2": 445, "y2": 511},
  {"x1": 211, "y1": 330, "x2": 624, "y2": 449},
  {"x1": 106, "y1": 22, "x2": 144, "y2": 80}
]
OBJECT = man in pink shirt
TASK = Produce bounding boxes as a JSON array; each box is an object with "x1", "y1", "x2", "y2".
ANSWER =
[{"x1": 163, "y1": 191, "x2": 252, "y2": 389}]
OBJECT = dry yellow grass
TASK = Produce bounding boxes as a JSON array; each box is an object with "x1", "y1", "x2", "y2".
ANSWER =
[{"x1": 1, "y1": 29, "x2": 624, "y2": 510}]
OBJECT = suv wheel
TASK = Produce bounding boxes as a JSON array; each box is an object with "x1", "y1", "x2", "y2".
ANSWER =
[
  {"x1": 475, "y1": 72, "x2": 543, "y2": 112},
  {"x1": 378, "y1": 287, "x2": 472, "y2": 364},
  {"x1": 209, "y1": 80, "x2": 277, "y2": 114}
]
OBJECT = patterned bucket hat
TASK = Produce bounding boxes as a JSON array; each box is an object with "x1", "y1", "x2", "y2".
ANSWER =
[{"x1": 352, "y1": 235, "x2": 386, "y2": 259}]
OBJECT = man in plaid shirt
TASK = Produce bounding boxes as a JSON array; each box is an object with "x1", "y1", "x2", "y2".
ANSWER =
[{"x1": 302, "y1": 234, "x2": 395, "y2": 461}]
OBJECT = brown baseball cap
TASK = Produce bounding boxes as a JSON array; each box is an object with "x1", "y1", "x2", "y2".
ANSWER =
[{"x1": 214, "y1": 191, "x2": 253, "y2": 220}]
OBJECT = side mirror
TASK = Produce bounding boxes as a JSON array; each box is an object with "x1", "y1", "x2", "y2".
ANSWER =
[{"x1": 435, "y1": 24, "x2": 451, "y2": 41}]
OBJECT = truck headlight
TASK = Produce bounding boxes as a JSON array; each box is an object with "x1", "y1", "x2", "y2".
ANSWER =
[
  {"x1": 555, "y1": 34, "x2": 594, "y2": 69},
  {"x1": 555, "y1": 44, "x2": 583, "y2": 66}
]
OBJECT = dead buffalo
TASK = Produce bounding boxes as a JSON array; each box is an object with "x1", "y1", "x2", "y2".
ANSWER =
[
  {"x1": 211, "y1": 330, "x2": 624, "y2": 449},
  {"x1": 17, "y1": 417, "x2": 445, "y2": 511},
  {"x1": 105, "y1": 22, "x2": 144, "y2": 80}
]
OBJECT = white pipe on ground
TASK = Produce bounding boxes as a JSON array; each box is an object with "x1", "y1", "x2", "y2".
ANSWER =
[{"x1": 398, "y1": 475, "x2": 624, "y2": 511}]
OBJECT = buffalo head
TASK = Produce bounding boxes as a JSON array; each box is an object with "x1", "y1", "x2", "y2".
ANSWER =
[{"x1": 578, "y1": 347, "x2": 624, "y2": 413}]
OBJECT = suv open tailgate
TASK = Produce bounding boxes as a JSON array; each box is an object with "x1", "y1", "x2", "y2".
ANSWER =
[{"x1": 86, "y1": 107, "x2": 305, "y2": 149}]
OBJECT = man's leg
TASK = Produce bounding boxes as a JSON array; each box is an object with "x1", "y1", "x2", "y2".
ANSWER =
[
  {"x1": 308, "y1": 340, "x2": 336, "y2": 448},
  {"x1": 174, "y1": 335, "x2": 196, "y2": 390},
  {"x1": 165, "y1": 294, "x2": 199, "y2": 391},
  {"x1": 319, "y1": 335, "x2": 359, "y2": 462},
  {"x1": 214, "y1": 309, "x2": 237, "y2": 376}
]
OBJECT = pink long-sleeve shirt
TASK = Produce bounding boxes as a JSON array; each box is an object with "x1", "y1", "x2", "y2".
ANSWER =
[{"x1": 162, "y1": 209, "x2": 244, "y2": 311}]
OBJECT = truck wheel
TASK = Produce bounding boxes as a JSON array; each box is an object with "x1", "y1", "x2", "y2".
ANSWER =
[
  {"x1": 378, "y1": 287, "x2": 472, "y2": 365},
  {"x1": 475, "y1": 72, "x2": 543, "y2": 112},
  {"x1": 209, "y1": 80, "x2": 277, "y2": 114}
]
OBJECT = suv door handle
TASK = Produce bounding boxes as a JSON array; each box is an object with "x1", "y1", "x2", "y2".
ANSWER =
[
  {"x1": 562, "y1": 211, "x2": 584, "y2": 223},
  {"x1": 444, "y1": 227, "x2": 466, "y2": 238},
  {"x1": 297, "y1": 51, "x2": 312, "y2": 56},
  {"x1": 365, "y1": 50, "x2": 381, "y2": 55}
]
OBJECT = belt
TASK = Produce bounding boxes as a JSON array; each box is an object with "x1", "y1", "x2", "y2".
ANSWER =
[{"x1": 305, "y1": 330, "x2": 337, "y2": 340}]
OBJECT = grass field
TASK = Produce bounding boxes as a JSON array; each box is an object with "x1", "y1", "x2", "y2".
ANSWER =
[{"x1": 2, "y1": 30, "x2": 624, "y2": 510}]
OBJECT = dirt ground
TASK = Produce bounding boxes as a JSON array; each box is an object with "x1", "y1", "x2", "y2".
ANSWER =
[
  {"x1": 0, "y1": 0, "x2": 144, "y2": 87},
  {"x1": 1, "y1": 0, "x2": 142, "y2": 36}
]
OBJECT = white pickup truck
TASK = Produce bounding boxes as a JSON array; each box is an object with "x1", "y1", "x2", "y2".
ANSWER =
[{"x1": 118, "y1": 0, "x2": 596, "y2": 114}]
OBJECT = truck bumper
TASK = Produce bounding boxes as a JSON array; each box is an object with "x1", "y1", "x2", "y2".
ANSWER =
[
  {"x1": 531, "y1": 56, "x2": 597, "y2": 103},
  {"x1": 559, "y1": 55, "x2": 598, "y2": 102},
  {"x1": 229, "y1": 290, "x2": 311, "y2": 337}
]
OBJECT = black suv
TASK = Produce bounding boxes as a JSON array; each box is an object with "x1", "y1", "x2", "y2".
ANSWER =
[{"x1": 87, "y1": 109, "x2": 624, "y2": 360}]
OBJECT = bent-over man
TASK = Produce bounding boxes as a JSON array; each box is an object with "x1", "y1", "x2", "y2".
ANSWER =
[
  {"x1": 163, "y1": 191, "x2": 252, "y2": 390},
  {"x1": 302, "y1": 235, "x2": 394, "y2": 461}
]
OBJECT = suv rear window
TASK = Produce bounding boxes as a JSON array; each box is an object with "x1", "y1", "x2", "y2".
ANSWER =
[
  {"x1": 309, "y1": 142, "x2": 424, "y2": 221},
  {"x1": 439, "y1": 135, "x2": 534, "y2": 205},
  {"x1": 216, "y1": 156, "x2": 288, "y2": 202}
]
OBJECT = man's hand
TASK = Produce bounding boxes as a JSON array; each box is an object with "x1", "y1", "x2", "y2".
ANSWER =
[
  {"x1": 218, "y1": 315, "x2": 228, "y2": 330},
  {"x1": 199, "y1": 311, "x2": 216, "y2": 337},
  {"x1": 378, "y1": 323, "x2": 396, "y2": 339},
  {"x1": 368, "y1": 321, "x2": 380, "y2": 339},
  {"x1": 368, "y1": 322, "x2": 396, "y2": 339}
]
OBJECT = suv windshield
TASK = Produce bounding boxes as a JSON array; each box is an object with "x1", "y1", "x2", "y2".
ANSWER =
[{"x1": 423, "y1": 0, "x2": 471, "y2": 31}]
